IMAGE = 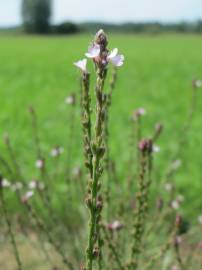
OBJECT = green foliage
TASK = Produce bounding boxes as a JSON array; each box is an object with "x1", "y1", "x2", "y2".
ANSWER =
[
  {"x1": 21, "y1": 0, "x2": 52, "y2": 33},
  {"x1": 0, "y1": 33, "x2": 202, "y2": 269},
  {"x1": 0, "y1": 34, "x2": 202, "y2": 214}
]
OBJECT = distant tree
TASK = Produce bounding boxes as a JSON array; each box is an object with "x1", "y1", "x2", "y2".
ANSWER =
[
  {"x1": 195, "y1": 20, "x2": 202, "y2": 33},
  {"x1": 52, "y1": 22, "x2": 80, "y2": 34},
  {"x1": 21, "y1": 0, "x2": 52, "y2": 33}
]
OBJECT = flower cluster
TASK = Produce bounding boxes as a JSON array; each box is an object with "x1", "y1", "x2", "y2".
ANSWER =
[{"x1": 74, "y1": 29, "x2": 124, "y2": 73}]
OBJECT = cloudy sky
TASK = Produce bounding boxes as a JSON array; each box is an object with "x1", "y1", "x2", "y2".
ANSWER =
[{"x1": 0, "y1": 0, "x2": 202, "y2": 27}]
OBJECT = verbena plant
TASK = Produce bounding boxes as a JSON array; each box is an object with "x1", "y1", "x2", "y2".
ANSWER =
[{"x1": 0, "y1": 30, "x2": 202, "y2": 270}]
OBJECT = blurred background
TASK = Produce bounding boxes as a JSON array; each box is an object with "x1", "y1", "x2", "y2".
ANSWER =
[
  {"x1": 1, "y1": 0, "x2": 202, "y2": 34},
  {"x1": 0, "y1": 0, "x2": 202, "y2": 211}
]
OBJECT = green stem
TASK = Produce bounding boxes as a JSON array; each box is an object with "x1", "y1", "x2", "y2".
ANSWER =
[
  {"x1": 0, "y1": 180, "x2": 22, "y2": 270},
  {"x1": 86, "y1": 69, "x2": 106, "y2": 270}
]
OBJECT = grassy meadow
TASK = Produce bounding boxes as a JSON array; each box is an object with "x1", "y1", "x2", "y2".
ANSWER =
[
  {"x1": 0, "y1": 34, "x2": 202, "y2": 210},
  {"x1": 0, "y1": 33, "x2": 202, "y2": 269}
]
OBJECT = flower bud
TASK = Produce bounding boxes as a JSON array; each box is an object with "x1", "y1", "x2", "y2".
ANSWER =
[
  {"x1": 138, "y1": 139, "x2": 153, "y2": 153},
  {"x1": 95, "y1": 29, "x2": 108, "y2": 49}
]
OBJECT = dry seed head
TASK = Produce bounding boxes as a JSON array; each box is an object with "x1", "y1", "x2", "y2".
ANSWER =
[
  {"x1": 156, "y1": 198, "x2": 164, "y2": 211},
  {"x1": 92, "y1": 247, "x2": 100, "y2": 258},
  {"x1": 28, "y1": 105, "x2": 35, "y2": 114},
  {"x1": 155, "y1": 122, "x2": 163, "y2": 133},
  {"x1": 175, "y1": 214, "x2": 182, "y2": 228},
  {"x1": 85, "y1": 196, "x2": 92, "y2": 208},
  {"x1": 96, "y1": 199, "x2": 103, "y2": 210},
  {"x1": 138, "y1": 139, "x2": 153, "y2": 153}
]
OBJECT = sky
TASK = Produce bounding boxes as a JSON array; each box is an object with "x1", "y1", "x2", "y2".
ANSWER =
[{"x1": 0, "y1": 0, "x2": 202, "y2": 27}]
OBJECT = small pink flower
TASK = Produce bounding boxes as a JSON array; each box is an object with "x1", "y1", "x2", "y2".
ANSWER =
[
  {"x1": 171, "y1": 200, "x2": 180, "y2": 210},
  {"x1": 65, "y1": 95, "x2": 76, "y2": 105},
  {"x1": 50, "y1": 147, "x2": 64, "y2": 157},
  {"x1": 2, "y1": 178, "x2": 11, "y2": 188},
  {"x1": 74, "y1": 59, "x2": 88, "y2": 73},
  {"x1": 25, "y1": 191, "x2": 34, "y2": 199},
  {"x1": 175, "y1": 236, "x2": 182, "y2": 245},
  {"x1": 35, "y1": 159, "x2": 44, "y2": 169},
  {"x1": 107, "y1": 220, "x2": 123, "y2": 231},
  {"x1": 21, "y1": 190, "x2": 34, "y2": 203},
  {"x1": 29, "y1": 180, "x2": 37, "y2": 189},
  {"x1": 165, "y1": 182, "x2": 174, "y2": 191},
  {"x1": 132, "y1": 108, "x2": 146, "y2": 120},
  {"x1": 85, "y1": 44, "x2": 100, "y2": 58},
  {"x1": 107, "y1": 48, "x2": 124, "y2": 67},
  {"x1": 193, "y1": 79, "x2": 202, "y2": 88}
]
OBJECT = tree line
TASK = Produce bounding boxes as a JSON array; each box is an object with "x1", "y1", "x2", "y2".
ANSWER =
[{"x1": 21, "y1": 0, "x2": 202, "y2": 34}]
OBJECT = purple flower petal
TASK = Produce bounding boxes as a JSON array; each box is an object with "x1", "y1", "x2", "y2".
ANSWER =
[
  {"x1": 74, "y1": 59, "x2": 87, "y2": 73},
  {"x1": 85, "y1": 44, "x2": 100, "y2": 58}
]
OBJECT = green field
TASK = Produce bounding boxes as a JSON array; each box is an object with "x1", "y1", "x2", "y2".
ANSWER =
[{"x1": 0, "y1": 33, "x2": 202, "y2": 215}]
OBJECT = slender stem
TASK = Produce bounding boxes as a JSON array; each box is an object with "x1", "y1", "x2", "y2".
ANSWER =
[
  {"x1": 25, "y1": 201, "x2": 75, "y2": 270},
  {"x1": 29, "y1": 106, "x2": 42, "y2": 159},
  {"x1": 86, "y1": 68, "x2": 106, "y2": 270},
  {"x1": 0, "y1": 178, "x2": 22, "y2": 270},
  {"x1": 102, "y1": 225, "x2": 125, "y2": 270},
  {"x1": 104, "y1": 67, "x2": 117, "y2": 220}
]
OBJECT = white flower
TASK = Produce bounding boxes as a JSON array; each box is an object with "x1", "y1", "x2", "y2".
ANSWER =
[
  {"x1": 22, "y1": 190, "x2": 34, "y2": 203},
  {"x1": 85, "y1": 44, "x2": 100, "y2": 58},
  {"x1": 29, "y1": 180, "x2": 37, "y2": 189},
  {"x1": 138, "y1": 108, "x2": 146, "y2": 116},
  {"x1": 2, "y1": 178, "x2": 11, "y2": 188},
  {"x1": 107, "y1": 220, "x2": 123, "y2": 231},
  {"x1": 153, "y1": 145, "x2": 160, "y2": 153},
  {"x1": 193, "y1": 79, "x2": 202, "y2": 88},
  {"x1": 107, "y1": 48, "x2": 124, "y2": 67},
  {"x1": 74, "y1": 59, "x2": 88, "y2": 73},
  {"x1": 35, "y1": 159, "x2": 44, "y2": 169},
  {"x1": 132, "y1": 108, "x2": 146, "y2": 121},
  {"x1": 51, "y1": 148, "x2": 59, "y2": 157},
  {"x1": 198, "y1": 215, "x2": 202, "y2": 225},
  {"x1": 25, "y1": 191, "x2": 34, "y2": 199},
  {"x1": 171, "y1": 159, "x2": 182, "y2": 170},
  {"x1": 50, "y1": 147, "x2": 64, "y2": 157},
  {"x1": 177, "y1": 194, "x2": 184, "y2": 203},
  {"x1": 171, "y1": 200, "x2": 180, "y2": 210},
  {"x1": 165, "y1": 182, "x2": 173, "y2": 191},
  {"x1": 65, "y1": 95, "x2": 75, "y2": 105}
]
